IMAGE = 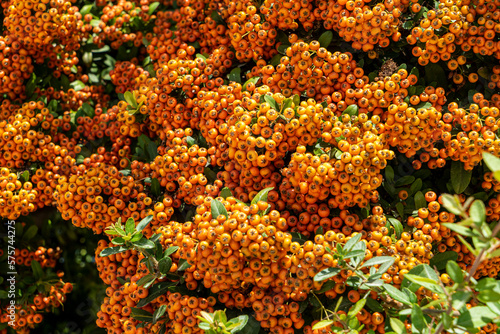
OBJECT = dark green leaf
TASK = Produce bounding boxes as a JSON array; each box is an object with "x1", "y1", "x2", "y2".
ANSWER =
[
  {"x1": 388, "y1": 217, "x2": 403, "y2": 238},
  {"x1": 158, "y1": 257, "x2": 172, "y2": 275},
  {"x1": 31, "y1": 260, "x2": 43, "y2": 280},
  {"x1": 22, "y1": 225, "x2": 38, "y2": 241},
  {"x1": 318, "y1": 31, "x2": 333, "y2": 48},
  {"x1": 177, "y1": 259, "x2": 192, "y2": 271},
  {"x1": 228, "y1": 67, "x2": 241, "y2": 83},
  {"x1": 411, "y1": 304, "x2": 426, "y2": 333},
  {"x1": 450, "y1": 161, "x2": 472, "y2": 194},
  {"x1": 136, "y1": 215, "x2": 153, "y2": 232},
  {"x1": 414, "y1": 191, "x2": 426, "y2": 209},
  {"x1": 131, "y1": 307, "x2": 153, "y2": 322},
  {"x1": 429, "y1": 251, "x2": 458, "y2": 271},
  {"x1": 136, "y1": 274, "x2": 156, "y2": 288},
  {"x1": 152, "y1": 304, "x2": 167, "y2": 324},
  {"x1": 385, "y1": 166, "x2": 394, "y2": 183},
  {"x1": 99, "y1": 246, "x2": 128, "y2": 257},
  {"x1": 238, "y1": 314, "x2": 260, "y2": 334},
  {"x1": 151, "y1": 178, "x2": 161, "y2": 197},
  {"x1": 136, "y1": 282, "x2": 175, "y2": 308},
  {"x1": 395, "y1": 175, "x2": 415, "y2": 187}
]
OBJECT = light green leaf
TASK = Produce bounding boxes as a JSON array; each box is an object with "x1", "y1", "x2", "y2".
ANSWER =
[
  {"x1": 250, "y1": 187, "x2": 274, "y2": 205},
  {"x1": 125, "y1": 218, "x2": 135, "y2": 234},
  {"x1": 312, "y1": 320, "x2": 335, "y2": 331},
  {"x1": 314, "y1": 267, "x2": 341, "y2": 282},
  {"x1": 211, "y1": 199, "x2": 228, "y2": 219},
  {"x1": 483, "y1": 152, "x2": 500, "y2": 173},
  {"x1": 403, "y1": 274, "x2": 443, "y2": 294},
  {"x1": 469, "y1": 200, "x2": 486, "y2": 224},
  {"x1": 390, "y1": 318, "x2": 405, "y2": 334},
  {"x1": 344, "y1": 233, "x2": 362, "y2": 253},
  {"x1": 152, "y1": 304, "x2": 167, "y2": 324},
  {"x1": 457, "y1": 306, "x2": 496, "y2": 329},
  {"x1": 342, "y1": 104, "x2": 359, "y2": 117},
  {"x1": 388, "y1": 217, "x2": 403, "y2": 238},
  {"x1": 124, "y1": 91, "x2": 137, "y2": 108},
  {"x1": 383, "y1": 284, "x2": 411, "y2": 305},
  {"x1": 442, "y1": 223, "x2": 474, "y2": 237},
  {"x1": 411, "y1": 304, "x2": 427, "y2": 333}
]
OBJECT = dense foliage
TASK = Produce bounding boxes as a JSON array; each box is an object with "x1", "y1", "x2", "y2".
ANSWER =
[{"x1": 2, "y1": 0, "x2": 500, "y2": 333}]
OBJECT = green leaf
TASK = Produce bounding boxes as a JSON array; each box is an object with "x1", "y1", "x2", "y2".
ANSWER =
[
  {"x1": 483, "y1": 152, "x2": 500, "y2": 173},
  {"x1": 312, "y1": 320, "x2": 335, "y2": 330},
  {"x1": 318, "y1": 31, "x2": 333, "y2": 48},
  {"x1": 478, "y1": 290, "x2": 500, "y2": 303},
  {"x1": 130, "y1": 233, "x2": 143, "y2": 243},
  {"x1": 411, "y1": 304, "x2": 426, "y2": 333},
  {"x1": 348, "y1": 298, "x2": 367, "y2": 318},
  {"x1": 442, "y1": 223, "x2": 474, "y2": 237},
  {"x1": 148, "y1": 2, "x2": 160, "y2": 15},
  {"x1": 451, "y1": 161, "x2": 472, "y2": 194},
  {"x1": 125, "y1": 218, "x2": 135, "y2": 234},
  {"x1": 124, "y1": 91, "x2": 138, "y2": 108},
  {"x1": 402, "y1": 264, "x2": 440, "y2": 292},
  {"x1": 0, "y1": 291, "x2": 8, "y2": 299},
  {"x1": 441, "y1": 194, "x2": 464, "y2": 215},
  {"x1": 388, "y1": 217, "x2": 403, "y2": 238},
  {"x1": 136, "y1": 215, "x2": 153, "y2": 232},
  {"x1": 409, "y1": 178, "x2": 422, "y2": 196},
  {"x1": 70, "y1": 80, "x2": 85, "y2": 91},
  {"x1": 164, "y1": 246, "x2": 179, "y2": 257},
  {"x1": 136, "y1": 274, "x2": 156, "y2": 288},
  {"x1": 99, "y1": 246, "x2": 128, "y2": 257},
  {"x1": 136, "y1": 282, "x2": 175, "y2": 308},
  {"x1": 133, "y1": 239, "x2": 156, "y2": 249},
  {"x1": 251, "y1": 187, "x2": 274, "y2": 205},
  {"x1": 196, "y1": 53, "x2": 207, "y2": 62},
  {"x1": 314, "y1": 267, "x2": 341, "y2": 282},
  {"x1": 457, "y1": 306, "x2": 496, "y2": 329},
  {"x1": 158, "y1": 257, "x2": 172, "y2": 275},
  {"x1": 390, "y1": 318, "x2": 405, "y2": 334},
  {"x1": 112, "y1": 237, "x2": 126, "y2": 245},
  {"x1": 152, "y1": 304, "x2": 167, "y2": 324},
  {"x1": 342, "y1": 104, "x2": 359, "y2": 117},
  {"x1": 395, "y1": 175, "x2": 415, "y2": 187},
  {"x1": 131, "y1": 308, "x2": 153, "y2": 322},
  {"x1": 228, "y1": 67, "x2": 241, "y2": 83},
  {"x1": 383, "y1": 284, "x2": 411, "y2": 305},
  {"x1": 238, "y1": 314, "x2": 261, "y2": 334},
  {"x1": 227, "y1": 315, "x2": 249, "y2": 333},
  {"x1": 424, "y1": 63, "x2": 447, "y2": 89},
  {"x1": 344, "y1": 233, "x2": 362, "y2": 253},
  {"x1": 414, "y1": 191, "x2": 426, "y2": 209},
  {"x1": 31, "y1": 260, "x2": 43, "y2": 280},
  {"x1": 446, "y1": 261, "x2": 463, "y2": 283},
  {"x1": 469, "y1": 200, "x2": 486, "y2": 224},
  {"x1": 22, "y1": 225, "x2": 38, "y2": 241},
  {"x1": 242, "y1": 76, "x2": 260, "y2": 91},
  {"x1": 402, "y1": 274, "x2": 442, "y2": 294},
  {"x1": 211, "y1": 199, "x2": 228, "y2": 219},
  {"x1": 264, "y1": 95, "x2": 279, "y2": 111},
  {"x1": 151, "y1": 178, "x2": 161, "y2": 197},
  {"x1": 361, "y1": 256, "x2": 395, "y2": 273},
  {"x1": 20, "y1": 170, "x2": 29, "y2": 183},
  {"x1": 177, "y1": 259, "x2": 192, "y2": 271},
  {"x1": 385, "y1": 166, "x2": 395, "y2": 182},
  {"x1": 220, "y1": 187, "x2": 232, "y2": 199},
  {"x1": 429, "y1": 251, "x2": 458, "y2": 271},
  {"x1": 366, "y1": 297, "x2": 384, "y2": 312}
]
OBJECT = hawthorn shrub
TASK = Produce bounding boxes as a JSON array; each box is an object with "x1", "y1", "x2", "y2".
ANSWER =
[{"x1": 2, "y1": 0, "x2": 500, "y2": 333}]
